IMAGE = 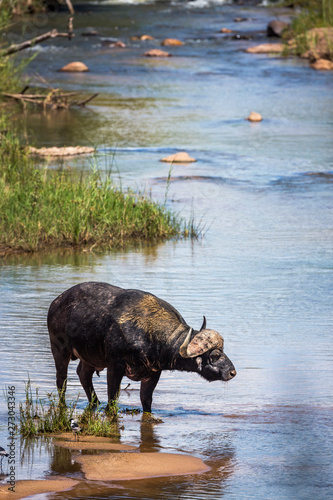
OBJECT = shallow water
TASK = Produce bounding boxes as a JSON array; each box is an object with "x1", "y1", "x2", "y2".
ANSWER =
[{"x1": 1, "y1": 0, "x2": 333, "y2": 498}]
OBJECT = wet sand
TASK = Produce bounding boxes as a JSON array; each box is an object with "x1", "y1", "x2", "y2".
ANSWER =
[{"x1": 0, "y1": 478, "x2": 78, "y2": 499}]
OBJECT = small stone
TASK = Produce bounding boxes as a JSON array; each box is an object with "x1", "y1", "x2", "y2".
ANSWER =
[
  {"x1": 234, "y1": 17, "x2": 248, "y2": 22},
  {"x1": 59, "y1": 61, "x2": 89, "y2": 72},
  {"x1": 161, "y1": 38, "x2": 184, "y2": 46},
  {"x1": 310, "y1": 59, "x2": 333, "y2": 70},
  {"x1": 140, "y1": 35, "x2": 155, "y2": 41},
  {"x1": 114, "y1": 41, "x2": 126, "y2": 48},
  {"x1": 246, "y1": 43, "x2": 284, "y2": 54},
  {"x1": 246, "y1": 112, "x2": 263, "y2": 122},
  {"x1": 145, "y1": 49, "x2": 171, "y2": 57},
  {"x1": 160, "y1": 152, "x2": 197, "y2": 163},
  {"x1": 220, "y1": 28, "x2": 233, "y2": 33}
]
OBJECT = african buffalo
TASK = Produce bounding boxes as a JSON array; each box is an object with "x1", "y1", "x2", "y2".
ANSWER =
[{"x1": 48, "y1": 282, "x2": 236, "y2": 413}]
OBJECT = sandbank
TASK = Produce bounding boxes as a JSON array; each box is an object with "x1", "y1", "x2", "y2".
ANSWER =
[
  {"x1": 76, "y1": 452, "x2": 210, "y2": 480},
  {"x1": 0, "y1": 478, "x2": 78, "y2": 500}
]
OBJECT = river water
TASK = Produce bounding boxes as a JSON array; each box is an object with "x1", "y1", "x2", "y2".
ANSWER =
[{"x1": 1, "y1": 0, "x2": 333, "y2": 498}]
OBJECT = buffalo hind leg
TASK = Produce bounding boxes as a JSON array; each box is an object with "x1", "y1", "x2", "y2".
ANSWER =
[
  {"x1": 140, "y1": 371, "x2": 161, "y2": 413},
  {"x1": 77, "y1": 360, "x2": 100, "y2": 407},
  {"x1": 106, "y1": 362, "x2": 125, "y2": 413}
]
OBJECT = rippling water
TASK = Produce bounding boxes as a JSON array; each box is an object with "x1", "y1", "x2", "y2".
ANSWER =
[{"x1": 1, "y1": 0, "x2": 333, "y2": 498}]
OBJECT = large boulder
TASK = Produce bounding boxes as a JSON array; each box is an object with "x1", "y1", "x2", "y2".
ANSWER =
[
  {"x1": 310, "y1": 58, "x2": 333, "y2": 70},
  {"x1": 59, "y1": 62, "x2": 89, "y2": 72},
  {"x1": 267, "y1": 20, "x2": 289, "y2": 37},
  {"x1": 300, "y1": 27, "x2": 333, "y2": 61}
]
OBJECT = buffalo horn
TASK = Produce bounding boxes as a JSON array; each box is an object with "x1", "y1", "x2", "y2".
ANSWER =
[
  {"x1": 179, "y1": 328, "x2": 193, "y2": 358},
  {"x1": 200, "y1": 316, "x2": 206, "y2": 331},
  {"x1": 180, "y1": 329, "x2": 223, "y2": 358}
]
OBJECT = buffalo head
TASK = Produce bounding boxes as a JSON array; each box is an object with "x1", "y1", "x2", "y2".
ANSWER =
[{"x1": 179, "y1": 317, "x2": 236, "y2": 382}]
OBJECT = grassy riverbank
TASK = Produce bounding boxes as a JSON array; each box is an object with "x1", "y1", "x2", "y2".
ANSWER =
[{"x1": 0, "y1": 127, "x2": 193, "y2": 254}]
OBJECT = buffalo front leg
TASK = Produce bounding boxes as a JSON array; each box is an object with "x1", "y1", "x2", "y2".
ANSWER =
[
  {"x1": 106, "y1": 362, "x2": 125, "y2": 412},
  {"x1": 76, "y1": 360, "x2": 100, "y2": 407},
  {"x1": 140, "y1": 371, "x2": 161, "y2": 413}
]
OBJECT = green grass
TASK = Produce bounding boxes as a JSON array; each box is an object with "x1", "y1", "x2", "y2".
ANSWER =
[
  {"x1": 19, "y1": 380, "x2": 119, "y2": 438},
  {"x1": 19, "y1": 380, "x2": 78, "y2": 437}
]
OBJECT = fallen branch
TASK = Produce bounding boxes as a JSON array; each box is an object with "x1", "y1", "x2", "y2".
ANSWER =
[
  {"x1": 1, "y1": 29, "x2": 75, "y2": 57},
  {"x1": 72, "y1": 93, "x2": 99, "y2": 107},
  {"x1": 1, "y1": 88, "x2": 98, "y2": 110}
]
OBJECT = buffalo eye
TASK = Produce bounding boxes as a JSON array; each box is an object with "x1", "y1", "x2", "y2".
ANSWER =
[{"x1": 209, "y1": 349, "x2": 222, "y2": 364}]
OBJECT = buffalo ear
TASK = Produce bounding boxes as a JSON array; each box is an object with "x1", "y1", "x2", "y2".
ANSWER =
[
  {"x1": 196, "y1": 357, "x2": 203, "y2": 372},
  {"x1": 200, "y1": 316, "x2": 206, "y2": 331},
  {"x1": 186, "y1": 330, "x2": 224, "y2": 358}
]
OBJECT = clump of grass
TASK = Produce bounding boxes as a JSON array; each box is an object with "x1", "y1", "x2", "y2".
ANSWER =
[
  {"x1": 79, "y1": 400, "x2": 120, "y2": 438},
  {"x1": 19, "y1": 379, "x2": 77, "y2": 437},
  {"x1": 0, "y1": 123, "x2": 197, "y2": 254},
  {"x1": 19, "y1": 380, "x2": 119, "y2": 438}
]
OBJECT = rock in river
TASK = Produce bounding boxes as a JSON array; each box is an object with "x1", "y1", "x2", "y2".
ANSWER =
[
  {"x1": 246, "y1": 112, "x2": 263, "y2": 122},
  {"x1": 161, "y1": 38, "x2": 184, "y2": 46},
  {"x1": 59, "y1": 61, "x2": 89, "y2": 72},
  {"x1": 29, "y1": 146, "x2": 95, "y2": 157},
  {"x1": 160, "y1": 152, "x2": 197, "y2": 163},
  {"x1": 310, "y1": 58, "x2": 333, "y2": 71},
  {"x1": 246, "y1": 43, "x2": 284, "y2": 54},
  {"x1": 145, "y1": 49, "x2": 172, "y2": 57}
]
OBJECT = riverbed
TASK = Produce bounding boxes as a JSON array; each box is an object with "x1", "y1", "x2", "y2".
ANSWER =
[{"x1": 1, "y1": 0, "x2": 333, "y2": 498}]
